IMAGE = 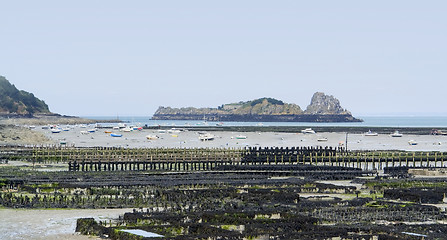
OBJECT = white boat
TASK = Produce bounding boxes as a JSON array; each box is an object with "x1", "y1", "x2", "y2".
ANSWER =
[
  {"x1": 146, "y1": 135, "x2": 159, "y2": 140},
  {"x1": 236, "y1": 135, "x2": 247, "y2": 139},
  {"x1": 317, "y1": 137, "x2": 328, "y2": 142},
  {"x1": 408, "y1": 140, "x2": 418, "y2": 145},
  {"x1": 364, "y1": 130, "x2": 378, "y2": 136},
  {"x1": 87, "y1": 128, "x2": 97, "y2": 133},
  {"x1": 121, "y1": 127, "x2": 132, "y2": 132},
  {"x1": 51, "y1": 128, "x2": 61, "y2": 133},
  {"x1": 301, "y1": 128, "x2": 316, "y2": 134},
  {"x1": 199, "y1": 133, "x2": 215, "y2": 141},
  {"x1": 168, "y1": 128, "x2": 181, "y2": 133},
  {"x1": 390, "y1": 130, "x2": 403, "y2": 137}
]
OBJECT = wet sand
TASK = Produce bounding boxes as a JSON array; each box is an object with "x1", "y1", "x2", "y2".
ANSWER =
[
  {"x1": 0, "y1": 208, "x2": 132, "y2": 240},
  {"x1": 34, "y1": 125, "x2": 447, "y2": 151}
]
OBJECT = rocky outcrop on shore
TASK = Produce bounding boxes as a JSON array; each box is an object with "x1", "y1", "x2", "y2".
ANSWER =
[
  {"x1": 0, "y1": 76, "x2": 50, "y2": 116},
  {"x1": 152, "y1": 93, "x2": 362, "y2": 122}
]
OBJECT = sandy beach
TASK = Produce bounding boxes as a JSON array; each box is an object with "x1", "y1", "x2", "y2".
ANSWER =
[{"x1": 32, "y1": 125, "x2": 447, "y2": 152}]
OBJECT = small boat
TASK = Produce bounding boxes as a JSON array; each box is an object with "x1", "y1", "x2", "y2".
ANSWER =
[
  {"x1": 113, "y1": 126, "x2": 120, "y2": 130},
  {"x1": 121, "y1": 127, "x2": 132, "y2": 132},
  {"x1": 87, "y1": 129, "x2": 97, "y2": 133},
  {"x1": 317, "y1": 137, "x2": 328, "y2": 142},
  {"x1": 62, "y1": 127, "x2": 70, "y2": 131},
  {"x1": 104, "y1": 130, "x2": 112, "y2": 134},
  {"x1": 51, "y1": 128, "x2": 61, "y2": 133},
  {"x1": 80, "y1": 130, "x2": 89, "y2": 135},
  {"x1": 301, "y1": 128, "x2": 316, "y2": 134},
  {"x1": 28, "y1": 125, "x2": 36, "y2": 129},
  {"x1": 236, "y1": 135, "x2": 247, "y2": 139},
  {"x1": 364, "y1": 130, "x2": 378, "y2": 136},
  {"x1": 390, "y1": 130, "x2": 403, "y2": 137},
  {"x1": 168, "y1": 128, "x2": 181, "y2": 133},
  {"x1": 408, "y1": 140, "x2": 418, "y2": 145},
  {"x1": 199, "y1": 133, "x2": 215, "y2": 141},
  {"x1": 111, "y1": 133, "x2": 123, "y2": 137},
  {"x1": 146, "y1": 135, "x2": 159, "y2": 140}
]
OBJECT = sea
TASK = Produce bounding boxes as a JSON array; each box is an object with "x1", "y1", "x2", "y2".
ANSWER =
[{"x1": 84, "y1": 116, "x2": 447, "y2": 128}]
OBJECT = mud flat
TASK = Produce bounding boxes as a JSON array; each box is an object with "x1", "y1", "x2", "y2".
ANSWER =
[
  {"x1": 0, "y1": 208, "x2": 132, "y2": 240},
  {"x1": 34, "y1": 125, "x2": 447, "y2": 151}
]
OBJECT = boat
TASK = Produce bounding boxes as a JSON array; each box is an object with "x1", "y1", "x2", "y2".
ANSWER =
[
  {"x1": 317, "y1": 137, "x2": 328, "y2": 142},
  {"x1": 199, "y1": 133, "x2": 215, "y2": 141},
  {"x1": 111, "y1": 133, "x2": 123, "y2": 137},
  {"x1": 121, "y1": 127, "x2": 132, "y2": 132},
  {"x1": 51, "y1": 128, "x2": 61, "y2": 133},
  {"x1": 408, "y1": 140, "x2": 418, "y2": 145},
  {"x1": 168, "y1": 128, "x2": 181, "y2": 133},
  {"x1": 301, "y1": 128, "x2": 316, "y2": 134},
  {"x1": 390, "y1": 130, "x2": 403, "y2": 137},
  {"x1": 236, "y1": 135, "x2": 247, "y2": 139},
  {"x1": 364, "y1": 130, "x2": 378, "y2": 136},
  {"x1": 104, "y1": 130, "x2": 112, "y2": 134},
  {"x1": 87, "y1": 129, "x2": 96, "y2": 133},
  {"x1": 146, "y1": 135, "x2": 159, "y2": 140}
]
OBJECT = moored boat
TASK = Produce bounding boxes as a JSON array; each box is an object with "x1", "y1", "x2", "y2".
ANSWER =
[
  {"x1": 111, "y1": 133, "x2": 123, "y2": 137},
  {"x1": 317, "y1": 137, "x2": 328, "y2": 142},
  {"x1": 236, "y1": 135, "x2": 247, "y2": 139},
  {"x1": 364, "y1": 130, "x2": 378, "y2": 136},
  {"x1": 301, "y1": 128, "x2": 316, "y2": 134},
  {"x1": 146, "y1": 135, "x2": 159, "y2": 140},
  {"x1": 199, "y1": 133, "x2": 215, "y2": 141},
  {"x1": 390, "y1": 130, "x2": 403, "y2": 137},
  {"x1": 408, "y1": 140, "x2": 418, "y2": 145},
  {"x1": 51, "y1": 128, "x2": 61, "y2": 133}
]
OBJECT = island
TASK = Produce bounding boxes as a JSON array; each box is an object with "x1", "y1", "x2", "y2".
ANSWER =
[{"x1": 152, "y1": 92, "x2": 362, "y2": 122}]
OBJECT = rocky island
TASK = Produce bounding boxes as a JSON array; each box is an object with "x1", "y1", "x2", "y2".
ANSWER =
[{"x1": 152, "y1": 92, "x2": 362, "y2": 122}]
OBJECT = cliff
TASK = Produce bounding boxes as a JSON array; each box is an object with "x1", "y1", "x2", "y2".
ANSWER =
[
  {"x1": 0, "y1": 76, "x2": 51, "y2": 116},
  {"x1": 152, "y1": 93, "x2": 362, "y2": 122}
]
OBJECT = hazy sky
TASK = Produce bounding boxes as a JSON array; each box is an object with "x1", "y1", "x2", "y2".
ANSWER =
[{"x1": 1, "y1": 1, "x2": 446, "y2": 117}]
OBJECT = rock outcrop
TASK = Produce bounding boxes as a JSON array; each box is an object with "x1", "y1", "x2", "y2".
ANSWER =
[
  {"x1": 0, "y1": 76, "x2": 50, "y2": 116},
  {"x1": 152, "y1": 94, "x2": 362, "y2": 122},
  {"x1": 305, "y1": 92, "x2": 351, "y2": 115}
]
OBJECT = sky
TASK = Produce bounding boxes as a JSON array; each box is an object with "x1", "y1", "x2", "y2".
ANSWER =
[{"x1": 1, "y1": 1, "x2": 446, "y2": 117}]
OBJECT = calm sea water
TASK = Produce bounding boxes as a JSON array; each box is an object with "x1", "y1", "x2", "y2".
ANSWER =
[{"x1": 84, "y1": 116, "x2": 447, "y2": 128}]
